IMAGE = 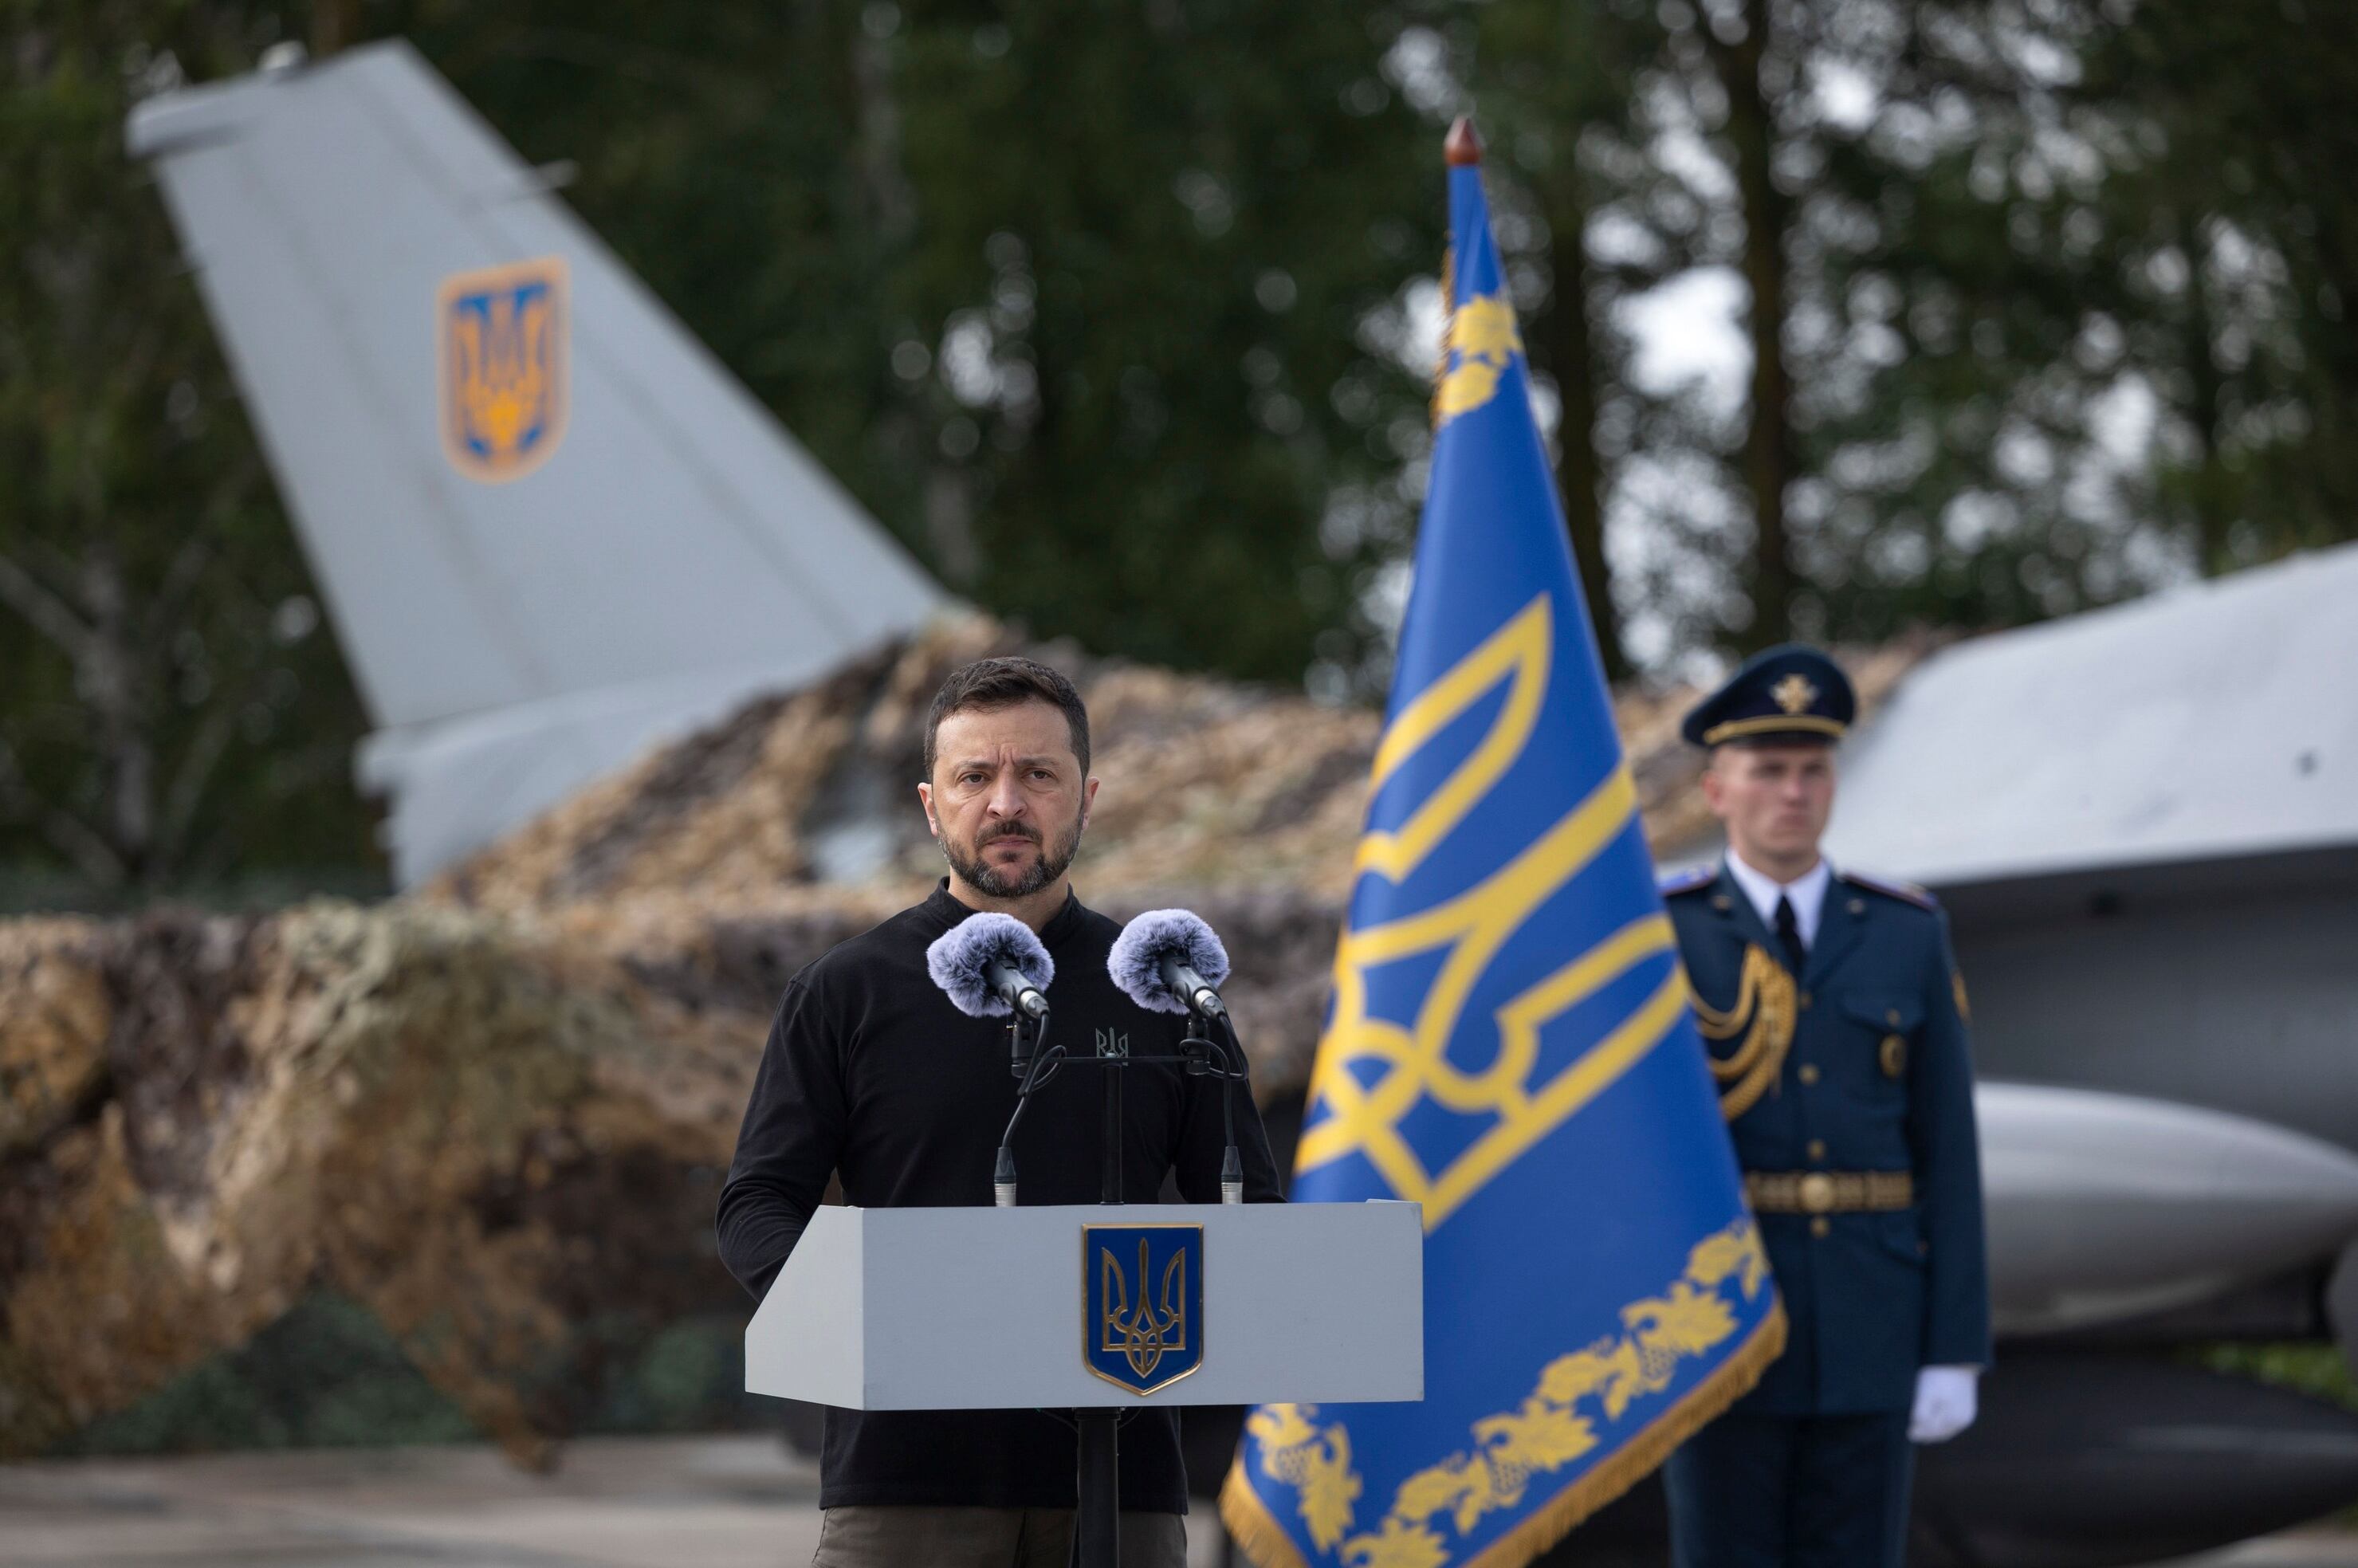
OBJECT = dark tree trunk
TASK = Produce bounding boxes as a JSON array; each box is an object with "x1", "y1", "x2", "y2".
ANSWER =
[
  {"x1": 1712, "y1": 0, "x2": 1798, "y2": 650},
  {"x1": 2176, "y1": 215, "x2": 2232, "y2": 574},
  {"x1": 1534, "y1": 170, "x2": 1630, "y2": 679}
]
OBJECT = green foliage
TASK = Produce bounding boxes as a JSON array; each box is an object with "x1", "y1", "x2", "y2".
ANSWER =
[
  {"x1": 592, "y1": 1318, "x2": 764, "y2": 1436},
  {"x1": 1, "y1": 4, "x2": 380, "y2": 901},
  {"x1": 2078, "y1": 0, "x2": 2358, "y2": 572},
  {"x1": 387, "y1": 0, "x2": 1446, "y2": 685},
  {"x1": 2199, "y1": 1341, "x2": 2358, "y2": 1413},
  {"x1": 59, "y1": 1292, "x2": 477, "y2": 1455},
  {"x1": 9, "y1": 1, "x2": 2358, "y2": 898},
  {"x1": 58, "y1": 1291, "x2": 769, "y2": 1456}
]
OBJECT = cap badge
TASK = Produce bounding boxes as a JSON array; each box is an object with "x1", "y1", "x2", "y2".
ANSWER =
[{"x1": 1772, "y1": 674, "x2": 1819, "y2": 715}]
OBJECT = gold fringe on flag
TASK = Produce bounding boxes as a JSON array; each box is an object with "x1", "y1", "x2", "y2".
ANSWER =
[{"x1": 1220, "y1": 1303, "x2": 1788, "y2": 1568}]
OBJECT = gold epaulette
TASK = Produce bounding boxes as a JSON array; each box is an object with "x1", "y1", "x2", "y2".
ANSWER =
[{"x1": 1687, "y1": 944, "x2": 1797, "y2": 1120}]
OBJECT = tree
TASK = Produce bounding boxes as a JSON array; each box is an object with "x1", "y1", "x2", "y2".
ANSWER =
[
  {"x1": 1454, "y1": 0, "x2": 1680, "y2": 679},
  {"x1": 1520, "y1": 0, "x2": 2228, "y2": 654},
  {"x1": 0, "y1": 3, "x2": 375, "y2": 899},
  {"x1": 13, "y1": 0, "x2": 2358, "y2": 900},
  {"x1": 2075, "y1": 0, "x2": 2358, "y2": 575},
  {"x1": 392, "y1": 0, "x2": 1448, "y2": 686}
]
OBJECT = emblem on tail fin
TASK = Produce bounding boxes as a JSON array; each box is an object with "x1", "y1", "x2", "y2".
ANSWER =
[
  {"x1": 438, "y1": 257, "x2": 568, "y2": 481},
  {"x1": 1083, "y1": 1224, "x2": 1204, "y2": 1394}
]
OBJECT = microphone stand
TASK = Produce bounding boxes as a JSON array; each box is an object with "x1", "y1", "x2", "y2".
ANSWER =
[
  {"x1": 1075, "y1": 1017, "x2": 1126, "y2": 1568},
  {"x1": 981, "y1": 1004, "x2": 1118, "y2": 1565},
  {"x1": 1176, "y1": 1009, "x2": 1246, "y2": 1204},
  {"x1": 999, "y1": 1001, "x2": 1247, "y2": 1568},
  {"x1": 1075, "y1": 1004, "x2": 1252, "y2": 1566}
]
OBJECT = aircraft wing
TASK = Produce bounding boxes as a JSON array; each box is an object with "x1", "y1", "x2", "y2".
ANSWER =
[
  {"x1": 127, "y1": 41, "x2": 945, "y2": 882},
  {"x1": 1827, "y1": 541, "x2": 2358, "y2": 888}
]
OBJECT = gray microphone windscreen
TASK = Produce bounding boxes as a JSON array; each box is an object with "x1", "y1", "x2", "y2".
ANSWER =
[
  {"x1": 1106, "y1": 908, "x2": 1230, "y2": 1014},
  {"x1": 925, "y1": 911, "x2": 1055, "y2": 1017}
]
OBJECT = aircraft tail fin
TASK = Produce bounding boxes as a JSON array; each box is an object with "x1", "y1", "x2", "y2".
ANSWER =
[{"x1": 128, "y1": 41, "x2": 945, "y2": 882}]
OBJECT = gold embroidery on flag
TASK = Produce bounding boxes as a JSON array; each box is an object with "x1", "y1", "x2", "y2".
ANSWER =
[
  {"x1": 1228, "y1": 1218, "x2": 1778, "y2": 1568},
  {"x1": 1434, "y1": 292, "x2": 1524, "y2": 426}
]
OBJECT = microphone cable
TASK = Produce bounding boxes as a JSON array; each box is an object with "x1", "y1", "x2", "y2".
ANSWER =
[
  {"x1": 1177, "y1": 1009, "x2": 1251, "y2": 1202},
  {"x1": 994, "y1": 1013, "x2": 1065, "y2": 1206}
]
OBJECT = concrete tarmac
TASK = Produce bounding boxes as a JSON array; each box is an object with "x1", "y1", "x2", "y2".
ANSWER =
[{"x1": 1, "y1": 1434, "x2": 2352, "y2": 1567}]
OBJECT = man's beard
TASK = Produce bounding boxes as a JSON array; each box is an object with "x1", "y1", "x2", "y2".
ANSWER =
[{"x1": 941, "y1": 812, "x2": 1083, "y2": 898}]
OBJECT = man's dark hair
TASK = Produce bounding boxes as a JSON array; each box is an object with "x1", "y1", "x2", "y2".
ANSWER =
[{"x1": 923, "y1": 657, "x2": 1091, "y2": 780}]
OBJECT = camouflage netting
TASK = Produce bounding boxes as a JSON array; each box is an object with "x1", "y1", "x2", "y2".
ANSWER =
[{"x1": 0, "y1": 612, "x2": 1938, "y2": 1464}]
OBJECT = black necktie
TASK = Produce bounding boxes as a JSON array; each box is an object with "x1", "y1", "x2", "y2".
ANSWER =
[{"x1": 1774, "y1": 894, "x2": 1807, "y2": 976}]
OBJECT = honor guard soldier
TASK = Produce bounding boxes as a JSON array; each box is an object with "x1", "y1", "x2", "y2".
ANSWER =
[{"x1": 1658, "y1": 645, "x2": 1991, "y2": 1568}]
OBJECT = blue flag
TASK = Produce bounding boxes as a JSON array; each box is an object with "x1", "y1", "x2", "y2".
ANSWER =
[{"x1": 1222, "y1": 143, "x2": 1783, "y2": 1568}]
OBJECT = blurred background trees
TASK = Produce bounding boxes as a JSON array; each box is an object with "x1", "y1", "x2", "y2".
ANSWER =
[{"x1": 3, "y1": 0, "x2": 2352, "y2": 902}]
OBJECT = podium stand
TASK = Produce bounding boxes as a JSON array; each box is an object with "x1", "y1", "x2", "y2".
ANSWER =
[{"x1": 747, "y1": 1201, "x2": 1424, "y2": 1562}]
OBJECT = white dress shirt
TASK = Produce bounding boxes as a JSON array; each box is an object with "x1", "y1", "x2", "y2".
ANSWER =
[{"x1": 1723, "y1": 851, "x2": 1833, "y2": 948}]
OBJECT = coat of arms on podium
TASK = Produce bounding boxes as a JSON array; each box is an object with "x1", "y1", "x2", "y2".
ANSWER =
[
  {"x1": 1083, "y1": 1224, "x2": 1203, "y2": 1395},
  {"x1": 437, "y1": 256, "x2": 568, "y2": 482}
]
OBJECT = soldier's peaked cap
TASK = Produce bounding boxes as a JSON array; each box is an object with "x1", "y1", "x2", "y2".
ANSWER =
[{"x1": 1680, "y1": 643, "x2": 1856, "y2": 749}]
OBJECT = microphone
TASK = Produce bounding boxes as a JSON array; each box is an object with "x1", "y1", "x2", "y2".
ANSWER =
[
  {"x1": 1110, "y1": 910, "x2": 1247, "y2": 1204},
  {"x1": 1106, "y1": 910, "x2": 1230, "y2": 1017},
  {"x1": 926, "y1": 912, "x2": 1054, "y2": 1021},
  {"x1": 929, "y1": 913, "x2": 1060, "y2": 1207}
]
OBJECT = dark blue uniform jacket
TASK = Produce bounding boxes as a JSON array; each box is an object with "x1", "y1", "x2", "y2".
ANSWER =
[{"x1": 1664, "y1": 863, "x2": 1993, "y2": 1415}]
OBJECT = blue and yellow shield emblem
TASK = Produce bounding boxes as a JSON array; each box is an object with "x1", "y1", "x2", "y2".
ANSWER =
[
  {"x1": 437, "y1": 257, "x2": 568, "y2": 482},
  {"x1": 1083, "y1": 1224, "x2": 1203, "y2": 1396}
]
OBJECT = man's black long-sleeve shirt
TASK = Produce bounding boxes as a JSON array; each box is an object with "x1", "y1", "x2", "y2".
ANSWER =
[{"x1": 715, "y1": 880, "x2": 1284, "y2": 1512}]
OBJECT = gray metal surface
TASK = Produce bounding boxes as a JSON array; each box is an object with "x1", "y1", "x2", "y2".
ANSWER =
[
  {"x1": 1782, "y1": 550, "x2": 2358, "y2": 1354},
  {"x1": 128, "y1": 43, "x2": 944, "y2": 882},
  {"x1": 747, "y1": 1201, "x2": 1425, "y2": 1410},
  {"x1": 1827, "y1": 542, "x2": 2358, "y2": 887},
  {"x1": 1959, "y1": 874, "x2": 2358, "y2": 1154},
  {"x1": 1980, "y1": 1082, "x2": 2358, "y2": 1335}
]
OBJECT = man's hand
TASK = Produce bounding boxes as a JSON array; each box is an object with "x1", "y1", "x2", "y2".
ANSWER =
[{"x1": 1908, "y1": 1365, "x2": 1979, "y2": 1443}]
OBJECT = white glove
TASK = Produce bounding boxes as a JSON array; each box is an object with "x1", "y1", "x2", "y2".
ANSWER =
[{"x1": 1908, "y1": 1365, "x2": 1979, "y2": 1443}]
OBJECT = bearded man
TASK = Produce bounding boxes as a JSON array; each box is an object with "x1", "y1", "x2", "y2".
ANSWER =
[{"x1": 717, "y1": 655, "x2": 1283, "y2": 1568}]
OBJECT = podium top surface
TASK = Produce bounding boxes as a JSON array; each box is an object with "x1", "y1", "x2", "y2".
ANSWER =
[{"x1": 747, "y1": 1201, "x2": 1424, "y2": 1410}]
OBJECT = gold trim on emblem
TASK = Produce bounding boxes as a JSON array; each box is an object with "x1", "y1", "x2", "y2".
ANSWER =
[{"x1": 1081, "y1": 1223, "x2": 1205, "y2": 1397}]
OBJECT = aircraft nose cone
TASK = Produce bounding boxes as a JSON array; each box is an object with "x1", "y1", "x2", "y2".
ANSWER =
[{"x1": 1980, "y1": 1081, "x2": 2358, "y2": 1335}]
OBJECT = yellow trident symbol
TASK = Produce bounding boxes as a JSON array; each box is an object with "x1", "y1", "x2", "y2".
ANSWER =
[
  {"x1": 439, "y1": 257, "x2": 568, "y2": 483},
  {"x1": 1295, "y1": 594, "x2": 1689, "y2": 1229},
  {"x1": 450, "y1": 287, "x2": 555, "y2": 457}
]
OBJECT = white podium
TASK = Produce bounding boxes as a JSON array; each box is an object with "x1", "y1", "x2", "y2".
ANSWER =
[{"x1": 747, "y1": 1201, "x2": 1424, "y2": 1410}]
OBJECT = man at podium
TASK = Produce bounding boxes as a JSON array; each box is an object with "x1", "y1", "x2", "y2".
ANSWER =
[{"x1": 717, "y1": 656, "x2": 1284, "y2": 1568}]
